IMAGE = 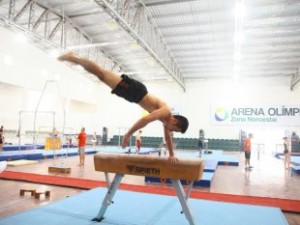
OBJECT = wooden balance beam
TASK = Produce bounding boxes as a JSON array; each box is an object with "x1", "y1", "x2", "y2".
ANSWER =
[{"x1": 93, "y1": 152, "x2": 205, "y2": 225}]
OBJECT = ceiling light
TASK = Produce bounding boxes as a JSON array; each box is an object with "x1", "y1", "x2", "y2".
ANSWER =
[
  {"x1": 15, "y1": 33, "x2": 27, "y2": 44},
  {"x1": 147, "y1": 57, "x2": 155, "y2": 66},
  {"x1": 234, "y1": 32, "x2": 244, "y2": 44},
  {"x1": 234, "y1": 52, "x2": 242, "y2": 61},
  {"x1": 54, "y1": 73, "x2": 61, "y2": 80},
  {"x1": 130, "y1": 40, "x2": 139, "y2": 50},
  {"x1": 42, "y1": 70, "x2": 48, "y2": 78},
  {"x1": 234, "y1": 0, "x2": 245, "y2": 18},
  {"x1": 106, "y1": 19, "x2": 117, "y2": 31},
  {"x1": 4, "y1": 55, "x2": 13, "y2": 66},
  {"x1": 48, "y1": 49, "x2": 61, "y2": 58},
  {"x1": 233, "y1": 0, "x2": 245, "y2": 80}
]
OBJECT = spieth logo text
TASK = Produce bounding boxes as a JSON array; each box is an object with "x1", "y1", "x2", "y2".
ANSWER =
[{"x1": 126, "y1": 165, "x2": 160, "y2": 175}]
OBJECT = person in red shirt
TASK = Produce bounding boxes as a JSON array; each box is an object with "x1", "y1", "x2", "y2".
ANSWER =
[
  {"x1": 77, "y1": 127, "x2": 87, "y2": 166},
  {"x1": 244, "y1": 133, "x2": 253, "y2": 170},
  {"x1": 135, "y1": 130, "x2": 142, "y2": 153}
]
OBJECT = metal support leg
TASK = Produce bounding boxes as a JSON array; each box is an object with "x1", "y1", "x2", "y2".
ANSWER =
[
  {"x1": 92, "y1": 173, "x2": 124, "y2": 222},
  {"x1": 185, "y1": 181, "x2": 194, "y2": 200},
  {"x1": 171, "y1": 179, "x2": 196, "y2": 225},
  {"x1": 104, "y1": 172, "x2": 110, "y2": 188},
  {"x1": 180, "y1": 181, "x2": 194, "y2": 214}
]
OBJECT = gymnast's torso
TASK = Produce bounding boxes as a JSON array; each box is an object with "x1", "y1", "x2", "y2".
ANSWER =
[{"x1": 139, "y1": 94, "x2": 172, "y2": 122}]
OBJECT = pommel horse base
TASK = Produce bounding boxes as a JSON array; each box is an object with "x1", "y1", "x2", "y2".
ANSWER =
[{"x1": 92, "y1": 152, "x2": 204, "y2": 225}]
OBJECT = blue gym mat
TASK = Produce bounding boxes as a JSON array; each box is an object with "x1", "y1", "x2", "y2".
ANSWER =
[
  {"x1": 0, "y1": 187, "x2": 288, "y2": 225},
  {"x1": 145, "y1": 171, "x2": 215, "y2": 187},
  {"x1": 177, "y1": 150, "x2": 239, "y2": 166},
  {"x1": 290, "y1": 156, "x2": 300, "y2": 165},
  {"x1": 145, "y1": 151, "x2": 238, "y2": 187},
  {"x1": 3, "y1": 144, "x2": 44, "y2": 151},
  {"x1": 0, "y1": 146, "x2": 159, "y2": 161},
  {"x1": 276, "y1": 155, "x2": 300, "y2": 174}
]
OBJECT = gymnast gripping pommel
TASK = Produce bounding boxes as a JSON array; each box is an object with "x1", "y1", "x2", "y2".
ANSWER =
[{"x1": 93, "y1": 153, "x2": 205, "y2": 225}]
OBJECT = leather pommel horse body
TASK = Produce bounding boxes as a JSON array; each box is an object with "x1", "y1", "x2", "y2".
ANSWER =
[{"x1": 93, "y1": 152, "x2": 205, "y2": 225}]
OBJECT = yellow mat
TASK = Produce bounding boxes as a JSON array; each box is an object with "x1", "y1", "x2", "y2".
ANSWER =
[{"x1": 7, "y1": 160, "x2": 39, "y2": 167}]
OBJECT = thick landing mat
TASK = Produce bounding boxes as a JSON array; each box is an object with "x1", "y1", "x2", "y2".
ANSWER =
[
  {"x1": 0, "y1": 147, "x2": 158, "y2": 161},
  {"x1": 0, "y1": 187, "x2": 288, "y2": 225},
  {"x1": 3, "y1": 144, "x2": 44, "y2": 151},
  {"x1": 7, "y1": 160, "x2": 38, "y2": 166},
  {"x1": 0, "y1": 150, "x2": 43, "y2": 161}
]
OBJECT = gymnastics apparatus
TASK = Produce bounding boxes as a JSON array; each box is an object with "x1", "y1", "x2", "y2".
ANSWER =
[{"x1": 93, "y1": 152, "x2": 204, "y2": 225}]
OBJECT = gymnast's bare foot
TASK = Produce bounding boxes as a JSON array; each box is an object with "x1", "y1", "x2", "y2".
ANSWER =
[{"x1": 58, "y1": 52, "x2": 77, "y2": 61}]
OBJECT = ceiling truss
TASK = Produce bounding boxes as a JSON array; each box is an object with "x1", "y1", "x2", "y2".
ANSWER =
[
  {"x1": 0, "y1": 0, "x2": 300, "y2": 91},
  {"x1": 0, "y1": 0, "x2": 186, "y2": 91}
]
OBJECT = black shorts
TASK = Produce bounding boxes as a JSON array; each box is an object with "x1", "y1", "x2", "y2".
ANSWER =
[
  {"x1": 245, "y1": 151, "x2": 251, "y2": 159},
  {"x1": 112, "y1": 74, "x2": 148, "y2": 103}
]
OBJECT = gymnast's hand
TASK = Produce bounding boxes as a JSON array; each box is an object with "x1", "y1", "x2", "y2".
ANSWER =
[
  {"x1": 121, "y1": 133, "x2": 130, "y2": 148},
  {"x1": 168, "y1": 156, "x2": 178, "y2": 165}
]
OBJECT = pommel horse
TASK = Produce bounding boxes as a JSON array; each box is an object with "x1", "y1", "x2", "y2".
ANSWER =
[{"x1": 93, "y1": 152, "x2": 205, "y2": 225}]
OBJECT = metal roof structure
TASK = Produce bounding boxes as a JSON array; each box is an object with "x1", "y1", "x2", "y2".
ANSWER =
[{"x1": 0, "y1": 0, "x2": 300, "y2": 91}]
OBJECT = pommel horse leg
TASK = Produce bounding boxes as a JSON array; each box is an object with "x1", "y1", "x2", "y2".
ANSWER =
[
  {"x1": 93, "y1": 153, "x2": 204, "y2": 225},
  {"x1": 92, "y1": 173, "x2": 124, "y2": 222},
  {"x1": 171, "y1": 179, "x2": 196, "y2": 225}
]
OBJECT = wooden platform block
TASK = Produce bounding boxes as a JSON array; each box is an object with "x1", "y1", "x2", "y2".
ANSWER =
[
  {"x1": 35, "y1": 190, "x2": 51, "y2": 199},
  {"x1": 20, "y1": 189, "x2": 36, "y2": 196},
  {"x1": 48, "y1": 165, "x2": 71, "y2": 174}
]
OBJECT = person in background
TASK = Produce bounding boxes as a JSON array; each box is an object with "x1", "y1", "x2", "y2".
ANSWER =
[
  {"x1": 135, "y1": 130, "x2": 142, "y2": 153},
  {"x1": 51, "y1": 127, "x2": 59, "y2": 138},
  {"x1": 291, "y1": 131, "x2": 300, "y2": 152},
  {"x1": 198, "y1": 129, "x2": 205, "y2": 156},
  {"x1": 92, "y1": 132, "x2": 97, "y2": 149},
  {"x1": 77, "y1": 127, "x2": 87, "y2": 166},
  {"x1": 0, "y1": 125, "x2": 4, "y2": 151},
  {"x1": 283, "y1": 137, "x2": 291, "y2": 169},
  {"x1": 244, "y1": 133, "x2": 253, "y2": 170}
]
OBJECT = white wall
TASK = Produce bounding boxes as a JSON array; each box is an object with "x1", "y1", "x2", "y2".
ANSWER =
[
  {"x1": 146, "y1": 79, "x2": 298, "y2": 137},
  {"x1": 1, "y1": 26, "x2": 300, "y2": 146}
]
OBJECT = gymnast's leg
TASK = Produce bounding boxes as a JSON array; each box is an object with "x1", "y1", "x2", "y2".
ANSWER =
[{"x1": 58, "y1": 52, "x2": 122, "y2": 90}]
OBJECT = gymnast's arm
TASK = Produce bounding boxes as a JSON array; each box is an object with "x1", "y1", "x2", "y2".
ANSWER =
[
  {"x1": 164, "y1": 127, "x2": 178, "y2": 165},
  {"x1": 121, "y1": 107, "x2": 169, "y2": 148}
]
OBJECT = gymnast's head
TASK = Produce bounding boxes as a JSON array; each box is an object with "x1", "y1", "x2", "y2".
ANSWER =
[{"x1": 166, "y1": 115, "x2": 189, "y2": 134}]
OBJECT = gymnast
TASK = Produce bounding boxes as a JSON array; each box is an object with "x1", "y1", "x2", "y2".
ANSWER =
[{"x1": 58, "y1": 52, "x2": 189, "y2": 164}]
